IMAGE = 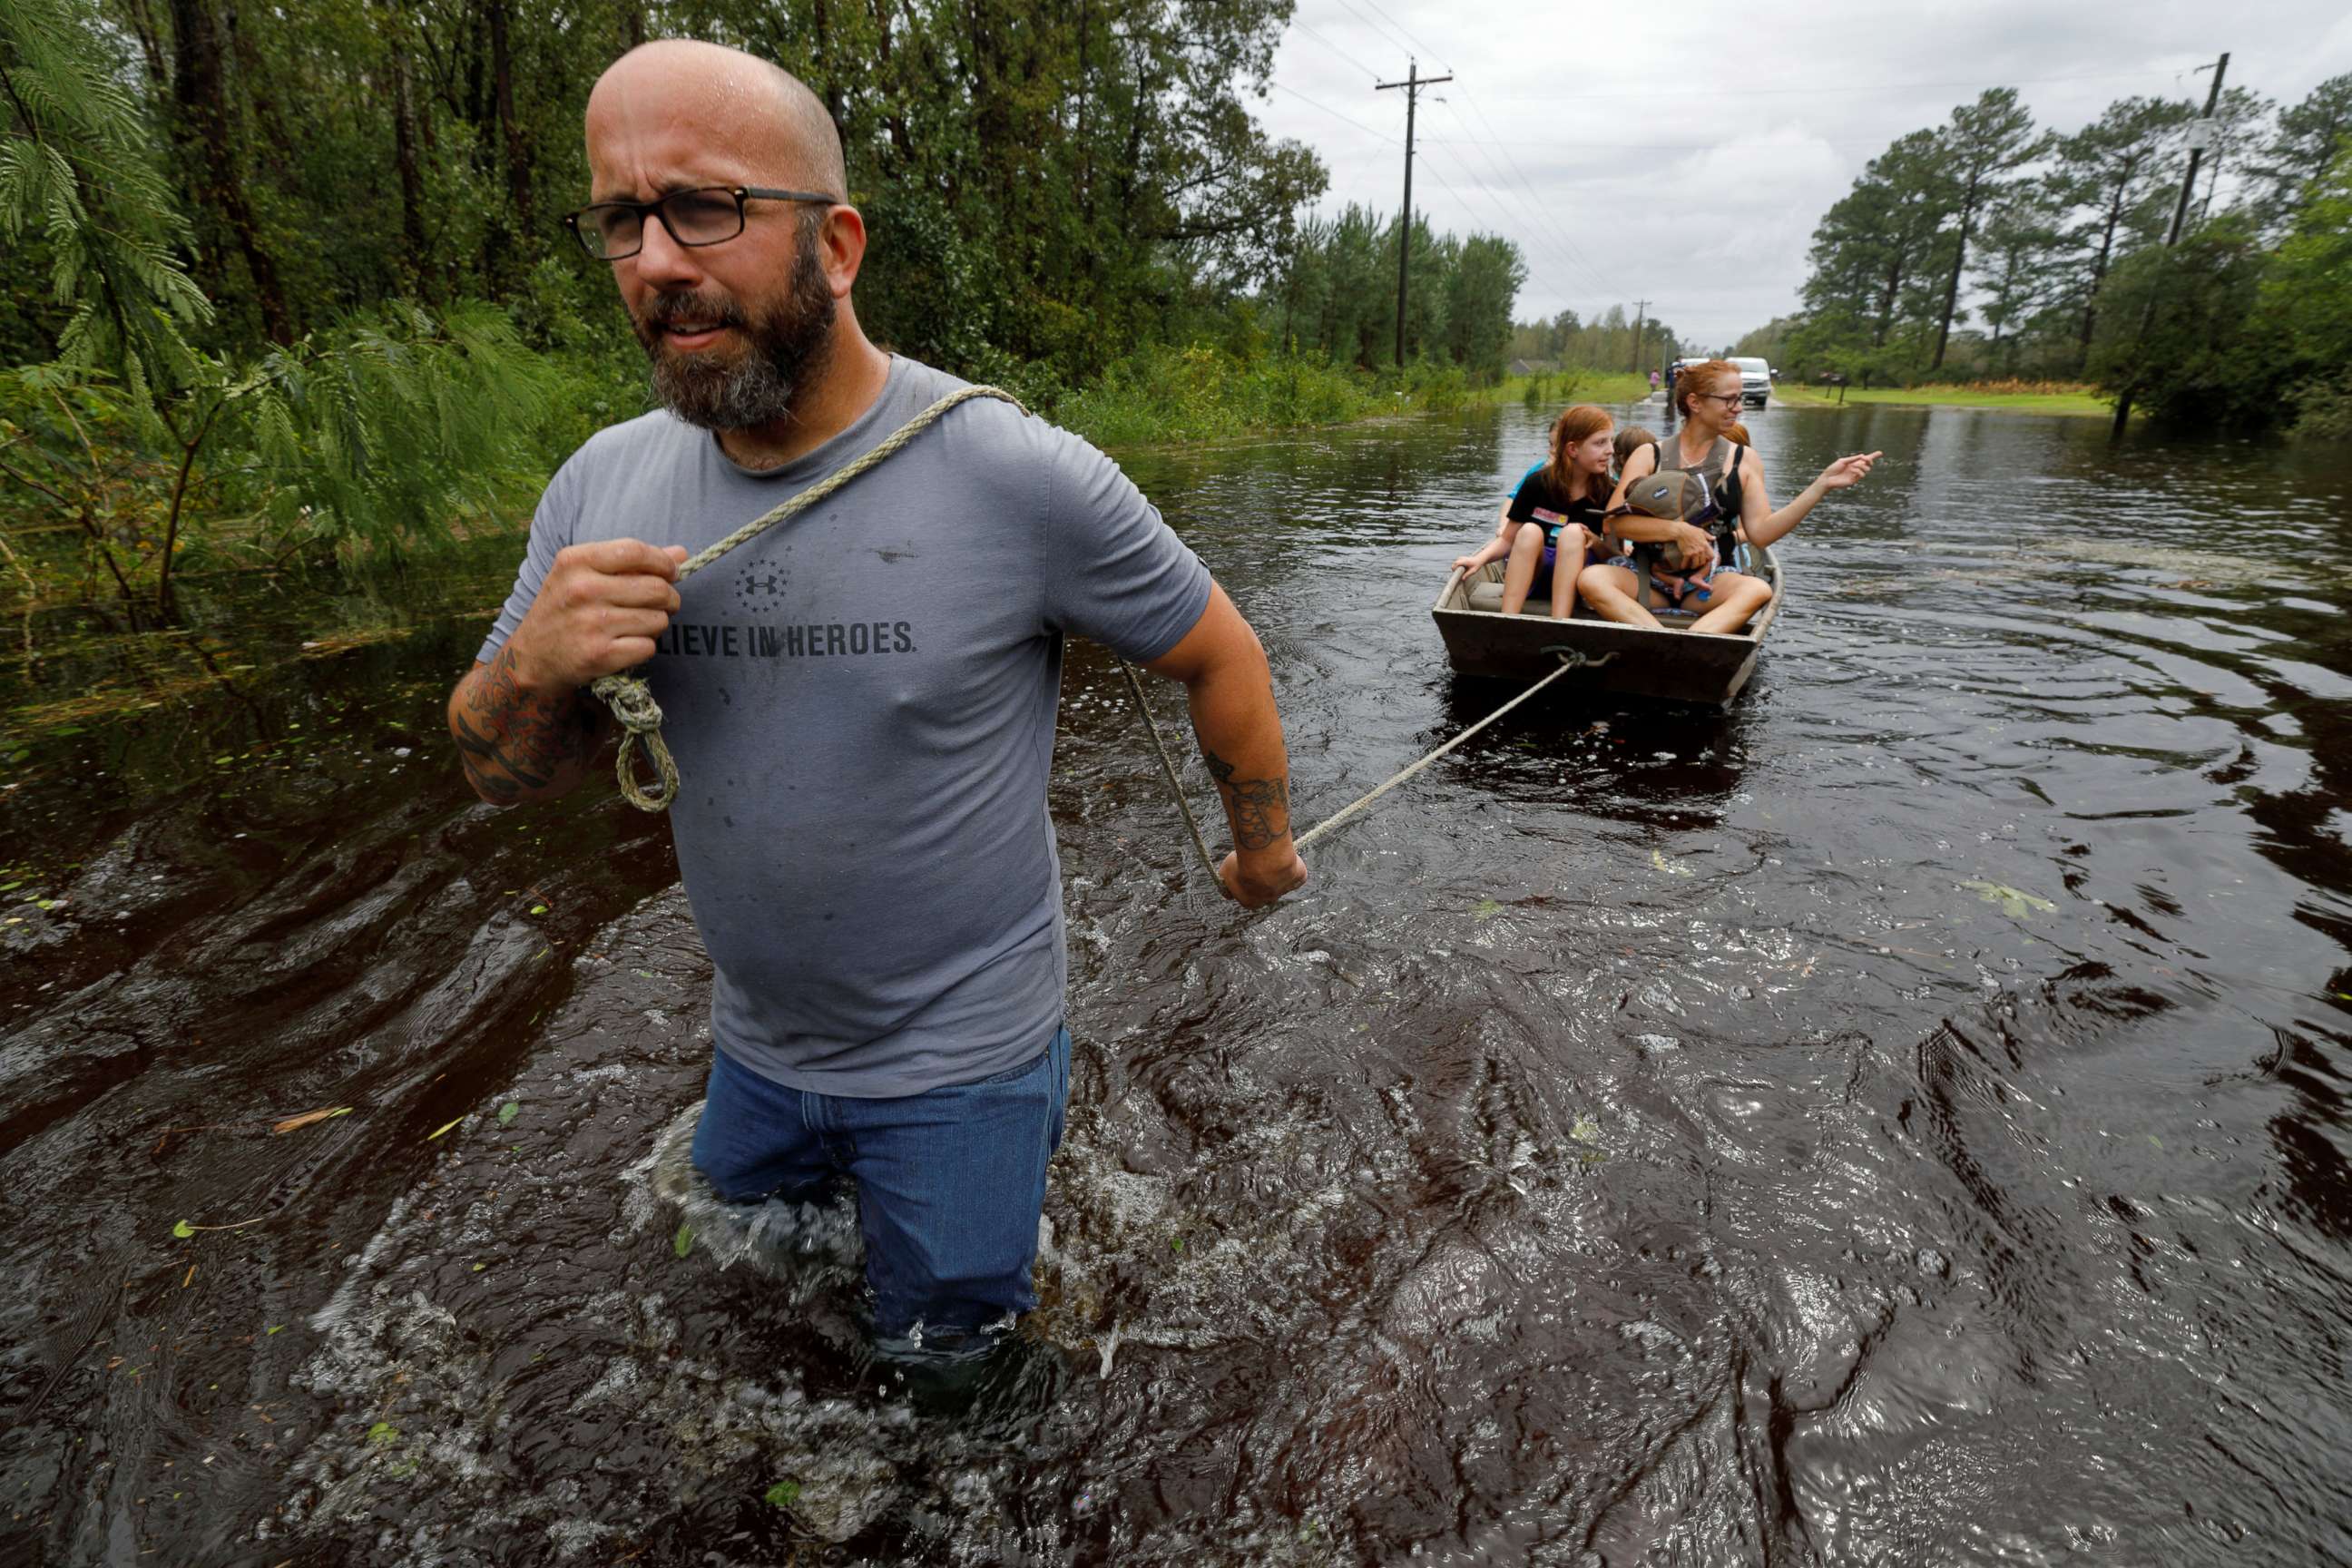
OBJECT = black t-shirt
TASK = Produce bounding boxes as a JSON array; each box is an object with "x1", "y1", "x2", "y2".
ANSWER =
[{"x1": 1506, "y1": 463, "x2": 1609, "y2": 542}]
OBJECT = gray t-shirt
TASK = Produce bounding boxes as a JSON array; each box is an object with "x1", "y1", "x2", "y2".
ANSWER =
[{"x1": 480, "y1": 356, "x2": 1210, "y2": 1096}]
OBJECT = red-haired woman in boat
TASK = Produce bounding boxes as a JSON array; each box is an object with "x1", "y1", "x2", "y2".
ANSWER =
[{"x1": 1580, "y1": 360, "x2": 1880, "y2": 634}]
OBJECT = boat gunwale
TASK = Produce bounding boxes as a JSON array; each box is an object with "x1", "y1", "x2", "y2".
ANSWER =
[
  {"x1": 1428, "y1": 545, "x2": 1784, "y2": 705},
  {"x1": 1430, "y1": 544, "x2": 1784, "y2": 647}
]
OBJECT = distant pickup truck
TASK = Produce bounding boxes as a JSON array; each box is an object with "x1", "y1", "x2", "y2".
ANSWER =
[
  {"x1": 1730, "y1": 357, "x2": 1773, "y2": 408},
  {"x1": 1667, "y1": 357, "x2": 1775, "y2": 410}
]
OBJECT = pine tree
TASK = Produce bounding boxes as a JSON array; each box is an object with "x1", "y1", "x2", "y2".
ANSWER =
[
  {"x1": 2048, "y1": 96, "x2": 2192, "y2": 368},
  {"x1": 1927, "y1": 89, "x2": 2042, "y2": 371}
]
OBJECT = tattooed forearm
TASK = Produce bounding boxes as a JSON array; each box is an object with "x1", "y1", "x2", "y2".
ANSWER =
[
  {"x1": 448, "y1": 642, "x2": 607, "y2": 805},
  {"x1": 1201, "y1": 745, "x2": 1292, "y2": 851}
]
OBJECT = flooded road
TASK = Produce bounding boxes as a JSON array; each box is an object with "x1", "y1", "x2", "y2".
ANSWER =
[{"x1": 4, "y1": 401, "x2": 2349, "y2": 1565}]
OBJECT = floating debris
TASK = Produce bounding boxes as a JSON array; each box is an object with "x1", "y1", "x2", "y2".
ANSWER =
[
  {"x1": 272, "y1": 1106, "x2": 352, "y2": 1134},
  {"x1": 1959, "y1": 879, "x2": 2056, "y2": 919}
]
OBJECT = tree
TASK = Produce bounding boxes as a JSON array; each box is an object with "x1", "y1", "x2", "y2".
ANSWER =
[
  {"x1": 1968, "y1": 189, "x2": 2066, "y2": 374},
  {"x1": 2192, "y1": 85, "x2": 2273, "y2": 225},
  {"x1": 2249, "y1": 74, "x2": 2352, "y2": 224},
  {"x1": 1927, "y1": 89, "x2": 2041, "y2": 370},
  {"x1": 2259, "y1": 143, "x2": 2352, "y2": 436},
  {"x1": 1440, "y1": 234, "x2": 1526, "y2": 379},
  {"x1": 2086, "y1": 213, "x2": 2269, "y2": 428},
  {"x1": 2048, "y1": 95, "x2": 2191, "y2": 365},
  {"x1": 1793, "y1": 129, "x2": 1957, "y2": 381},
  {"x1": 3, "y1": 0, "x2": 551, "y2": 615}
]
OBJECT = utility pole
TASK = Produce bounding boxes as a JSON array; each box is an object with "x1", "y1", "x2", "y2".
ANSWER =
[
  {"x1": 2112, "y1": 51, "x2": 2229, "y2": 438},
  {"x1": 1630, "y1": 298, "x2": 1650, "y2": 374},
  {"x1": 1376, "y1": 59, "x2": 1452, "y2": 368}
]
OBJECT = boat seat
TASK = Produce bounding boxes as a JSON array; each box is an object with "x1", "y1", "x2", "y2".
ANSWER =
[
  {"x1": 1465, "y1": 582, "x2": 1545, "y2": 614},
  {"x1": 1465, "y1": 581, "x2": 1699, "y2": 624}
]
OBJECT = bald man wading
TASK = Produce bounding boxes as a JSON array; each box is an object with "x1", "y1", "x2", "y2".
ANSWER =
[{"x1": 447, "y1": 41, "x2": 1307, "y2": 1357}]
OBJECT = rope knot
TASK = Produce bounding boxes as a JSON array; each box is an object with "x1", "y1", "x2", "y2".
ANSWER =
[{"x1": 590, "y1": 671, "x2": 679, "y2": 812}]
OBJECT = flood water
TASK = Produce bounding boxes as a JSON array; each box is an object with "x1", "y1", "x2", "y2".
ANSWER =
[{"x1": 4, "y1": 400, "x2": 2350, "y2": 1566}]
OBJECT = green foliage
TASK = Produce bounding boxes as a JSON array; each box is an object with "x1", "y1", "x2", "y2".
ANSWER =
[
  {"x1": 1275, "y1": 205, "x2": 1524, "y2": 377},
  {"x1": 0, "y1": 0, "x2": 211, "y2": 410},
  {"x1": 2265, "y1": 145, "x2": 2352, "y2": 418},
  {"x1": 1759, "y1": 83, "x2": 2220, "y2": 387},
  {"x1": 1058, "y1": 343, "x2": 1382, "y2": 446},
  {"x1": 1923, "y1": 89, "x2": 2044, "y2": 368},
  {"x1": 2088, "y1": 216, "x2": 2271, "y2": 428},
  {"x1": 1731, "y1": 317, "x2": 1800, "y2": 364},
  {"x1": 2082, "y1": 142, "x2": 2352, "y2": 436},
  {"x1": 1439, "y1": 236, "x2": 1528, "y2": 378},
  {"x1": 1748, "y1": 55, "x2": 2328, "y2": 414},
  {"x1": 2249, "y1": 73, "x2": 2352, "y2": 222},
  {"x1": 1506, "y1": 304, "x2": 1685, "y2": 377},
  {"x1": 229, "y1": 302, "x2": 558, "y2": 554}
]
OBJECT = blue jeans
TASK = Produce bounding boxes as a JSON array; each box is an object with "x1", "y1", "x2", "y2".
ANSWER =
[{"x1": 690, "y1": 1027, "x2": 1071, "y2": 1342}]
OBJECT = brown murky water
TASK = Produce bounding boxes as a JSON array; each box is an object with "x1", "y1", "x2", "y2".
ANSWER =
[{"x1": 4, "y1": 403, "x2": 2349, "y2": 1566}]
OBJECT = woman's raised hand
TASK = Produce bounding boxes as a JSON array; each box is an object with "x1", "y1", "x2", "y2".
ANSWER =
[{"x1": 1818, "y1": 452, "x2": 1883, "y2": 491}]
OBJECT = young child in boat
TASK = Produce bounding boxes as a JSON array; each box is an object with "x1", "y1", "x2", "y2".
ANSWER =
[
  {"x1": 1452, "y1": 405, "x2": 1617, "y2": 618},
  {"x1": 1612, "y1": 424, "x2": 1657, "y2": 479}
]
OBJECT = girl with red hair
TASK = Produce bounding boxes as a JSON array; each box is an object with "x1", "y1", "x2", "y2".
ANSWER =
[{"x1": 1452, "y1": 404, "x2": 1617, "y2": 618}]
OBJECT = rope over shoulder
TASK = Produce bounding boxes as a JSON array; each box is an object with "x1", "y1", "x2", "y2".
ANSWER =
[{"x1": 595, "y1": 385, "x2": 1028, "y2": 811}]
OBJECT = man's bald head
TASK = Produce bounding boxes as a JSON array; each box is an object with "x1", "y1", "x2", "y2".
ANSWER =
[{"x1": 590, "y1": 39, "x2": 845, "y2": 198}]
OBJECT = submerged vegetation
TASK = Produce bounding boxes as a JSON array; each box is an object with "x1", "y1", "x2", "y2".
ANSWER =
[{"x1": 1, "y1": 0, "x2": 1533, "y2": 619}]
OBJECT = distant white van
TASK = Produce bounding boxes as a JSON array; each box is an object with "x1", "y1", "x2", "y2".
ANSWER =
[{"x1": 1730, "y1": 357, "x2": 1772, "y2": 408}]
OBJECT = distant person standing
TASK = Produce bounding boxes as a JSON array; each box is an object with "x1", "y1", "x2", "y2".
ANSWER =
[{"x1": 1649, "y1": 368, "x2": 1661, "y2": 394}]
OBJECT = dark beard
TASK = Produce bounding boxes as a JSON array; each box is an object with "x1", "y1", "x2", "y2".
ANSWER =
[{"x1": 635, "y1": 222, "x2": 837, "y2": 432}]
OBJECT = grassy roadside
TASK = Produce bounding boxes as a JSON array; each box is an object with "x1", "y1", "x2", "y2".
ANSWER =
[
  {"x1": 1772, "y1": 381, "x2": 2118, "y2": 417},
  {"x1": 1484, "y1": 370, "x2": 1657, "y2": 407},
  {"x1": 1055, "y1": 350, "x2": 1665, "y2": 449}
]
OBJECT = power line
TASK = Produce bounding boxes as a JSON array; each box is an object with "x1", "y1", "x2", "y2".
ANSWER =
[
  {"x1": 1269, "y1": 80, "x2": 1403, "y2": 145},
  {"x1": 1465, "y1": 64, "x2": 2201, "y2": 103},
  {"x1": 1319, "y1": 112, "x2": 1409, "y2": 212},
  {"x1": 1324, "y1": 0, "x2": 1426, "y2": 70},
  {"x1": 1407, "y1": 149, "x2": 1599, "y2": 319},
  {"x1": 1438, "y1": 93, "x2": 1635, "y2": 302},
  {"x1": 1288, "y1": 18, "x2": 1386, "y2": 83},
  {"x1": 1416, "y1": 133, "x2": 1932, "y2": 152},
  {"x1": 1349, "y1": 0, "x2": 1451, "y2": 71},
  {"x1": 1408, "y1": 139, "x2": 1612, "y2": 313},
  {"x1": 1423, "y1": 115, "x2": 1620, "y2": 306},
  {"x1": 1450, "y1": 91, "x2": 1632, "y2": 297}
]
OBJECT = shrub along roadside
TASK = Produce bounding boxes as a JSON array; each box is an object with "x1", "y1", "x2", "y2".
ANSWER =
[{"x1": 1055, "y1": 344, "x2": 1472, "y2": 447}]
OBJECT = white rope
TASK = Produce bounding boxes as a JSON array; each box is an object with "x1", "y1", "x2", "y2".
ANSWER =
[{"x1": 1117, "y1": 649, "x2": 1612, "y2": 873}]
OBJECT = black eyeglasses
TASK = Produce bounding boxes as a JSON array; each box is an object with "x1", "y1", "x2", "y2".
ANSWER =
[
  {"x1": 564, "y1": 186, "x2": 838, "y2": 260},
  {"x1": 1696, "y1": 390, "x2": 1744, "y2": 407}
]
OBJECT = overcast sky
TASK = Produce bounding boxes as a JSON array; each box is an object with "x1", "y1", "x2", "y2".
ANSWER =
[{"x1": 1256, "y1": 0, "x2": 2352, "y2": 348}]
